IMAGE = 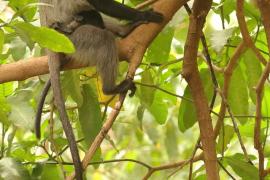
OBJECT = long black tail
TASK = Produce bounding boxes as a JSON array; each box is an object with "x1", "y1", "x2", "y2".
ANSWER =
[{"x1": 35, "y1": 80, "x2": 51, "y2": 139}]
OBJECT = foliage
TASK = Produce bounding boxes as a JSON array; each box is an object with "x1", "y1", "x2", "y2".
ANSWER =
[{"x1": 0, "y1": 0, "x2": 269, "y2": 179}]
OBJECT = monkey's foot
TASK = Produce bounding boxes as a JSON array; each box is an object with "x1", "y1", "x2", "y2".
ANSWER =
[
  {"x1": 119, "y1": 78, "x2": 136, "y2": 97},
  {"x1": 102, "y1": 79, "x2": 136, "y2": 97}
]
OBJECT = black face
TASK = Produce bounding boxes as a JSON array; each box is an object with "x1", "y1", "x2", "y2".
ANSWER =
[{"x1": 77, "y1": 10, "x2": 105, "y2": 29}]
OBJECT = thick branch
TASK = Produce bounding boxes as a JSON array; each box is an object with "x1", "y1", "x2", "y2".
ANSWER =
[{"x1": 181, "y1": 0, "x2": 219, "y2": 179}]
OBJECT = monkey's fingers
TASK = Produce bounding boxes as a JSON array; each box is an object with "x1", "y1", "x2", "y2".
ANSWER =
[
  {"x1": 128, "y1": 82, "x2": 136, "y2": 97},
  {"x1": 119, "y1": 78, "x2": 136, "y2": 97}
]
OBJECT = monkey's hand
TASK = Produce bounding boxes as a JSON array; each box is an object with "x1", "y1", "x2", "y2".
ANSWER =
[
  {"x1": 126, "y1": 79, "x2": 136, "y2": 97},
  {"x1": 103, "y1": 78, "x2": 136, "y2": 97},
  {"x1": 138, "y1": 10, "x2": 164, "y2": 23},
  {"x1": 121, "y1": 79, "x2": 136, "y2": 97},
  {"x1": 115, "y1": 78, "x2": 136, "y2": 97}
]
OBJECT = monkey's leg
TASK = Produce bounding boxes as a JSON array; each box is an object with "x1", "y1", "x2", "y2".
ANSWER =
[
  {"x1": 97, "y1": 46, "x2": 136, "y2": 97},
  {"x1": 103, "y1": 17, "x2": 148, "y2": 37},
  {"x1": 48, "y1": 51, "x2": 83, "y2": 180}
]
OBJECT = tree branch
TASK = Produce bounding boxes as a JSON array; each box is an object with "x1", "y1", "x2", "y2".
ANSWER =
[
  {"x1": 236, "y1": 0, "x2": 267, "y2": 65},
  {"x1": 253, "y1": 0, "x2": 270, "y2": 178},
  {"x1": 181, "y1": 0, "x2": 219, "y2": 179}
]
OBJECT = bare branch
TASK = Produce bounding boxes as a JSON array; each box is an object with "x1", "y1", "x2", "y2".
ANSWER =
[{"x1": 181, "y1": 0, "x2": 219, "y2": 179}]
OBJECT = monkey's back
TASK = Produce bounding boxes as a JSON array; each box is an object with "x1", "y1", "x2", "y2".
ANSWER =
[
  {"x1": 68, "y1": 25, "x2": 117, "y2": 65},
  {"x1": 67, "y1": 25, "x2": 119, "y2": 89}
]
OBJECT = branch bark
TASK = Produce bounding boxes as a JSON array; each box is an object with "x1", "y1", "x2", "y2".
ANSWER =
[
  {"x1": 236, "y1": 0, "x2": 267, "y2": 65},
  {"x1": 181, "y1": 0, "x2": 219, "y2": 179}
]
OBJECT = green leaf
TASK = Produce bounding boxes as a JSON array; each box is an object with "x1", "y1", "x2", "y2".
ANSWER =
[
  {"x1": 32, "y1": 164, "x2": 43, "y2": 178},
  {"x1": 40, "y1": 164, "x2": 63, "y2": 180},
  {"x1": 194, "y1": 174, "x2": 207, "y2": 180},
  {"x1": 0, "y1": 158, "x2": 30, "y2": 180},
  {"x1": 140, "y1": 70, "x2": 155, "y2": 107},
  {"x1": 52, "y1": 137, "x2": 68, "y2": 152},
  {"x1": 7, "y1": 90, "x2": 35, "y2": 131},
  {"x1": 243, "y1": 49, "x2": 262, "y2": 103},
  {"x1": 178, "y1": 69, "x2": 213, "y2": 132},
  {"x1": 12, "y1": 21, "x2": 35, "y2": 49},
  {"x1": 137, "y1": 105, "x2": 145, "y2": 125},
  {"x1": 12, "y1": 22, "x2": 75, "y2": 53},
  {"x1": 178, "y1": 86, "x2": 196, "y2": 132},
  {"x1": 0, "y1": 82, "x2": 14, "y2": 97},
  {"x1": 239, "y1": 121, "x2": 255, "y2": 138},
  {"x1": 0, "y1": 95, "x2": 11, "y2": 125},
  {"x1": 63, "y1": 71, "x2": 83, "y2": 107},
  {"x1": 149, "y1": 91, "x2": 168, "y2": 124},
  {"x1": 130, "y1": 0, "x2": 144, "y2": 5},
  {"x1": 146, "y1": 27, "x2": 174, "y2": 64},
  {"x1": 10, "y1": 147, "x2": 35, "y2": 162},
  {"x1": 9, "y1": 0, "x2": 38, "y2": 21},
  {"x1": 165, "y1": 121, "x2": 179, "y2": 160},
  {"x1": 200, "y1": 69, "x2": 215, "y2": 100},
  {"x1": 243, "y1": 1, "x2": 260, "y2": 20},
  {"x1": 262, "y1": 85, "x2": 270, "y2": 118},
  {"x1": 222, "y1": 0, "x2": 236, "y2": 22},
  {"x1": 78, "y1": 84, "x2": 102, "y2": 149},
  {"x1": 9, "y1": 37, "x2": 27, "y2": 61},
  {"x1": 228, "y1": 65, "x2": 249, "y2": 124},
  {"x1": 216, "y1": 125, "x2": 234, "y2": 153},
  {"x1": 0, "y1": 29, "x2": 4, "y2": 53},
  {"x1": 224, "y1": 154, "x2": 259, "y2": 180}
]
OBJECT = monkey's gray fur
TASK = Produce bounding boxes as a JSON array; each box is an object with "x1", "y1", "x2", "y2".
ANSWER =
[
  {"x1": 41, "y1": 0, "x2": 93, "y2": 25},
  {"x1": 41, "y1": 0, "x2": 125, "y2": 95},
  {"x1": 69, "y1": 26, "x2": 118, "y2": 93}
]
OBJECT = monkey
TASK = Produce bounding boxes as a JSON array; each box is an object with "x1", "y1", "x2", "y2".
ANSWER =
[
  {"x1": 52, "y1": 10, "x2": 149, "y2": 38},
  {"x1": 35, "y1": 9, "x2": 151, "y2": 139},
  {"x1": 36, "y1": 8, "x2": 160, "y2": 137},
  {"x1": 38, "y1": 0, "x2": 163, "y2": 179}
]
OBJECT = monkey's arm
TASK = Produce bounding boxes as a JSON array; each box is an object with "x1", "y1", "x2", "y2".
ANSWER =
[
  {"x1": 89, "y1": 0, "x2": 163, "y2": 22},
  {"x1": 102, "y1": 16, "x2": 147, "y2": 37}
]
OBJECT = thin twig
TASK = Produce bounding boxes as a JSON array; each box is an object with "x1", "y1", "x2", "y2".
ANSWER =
[
  {"x1": 218, "y1": 160, "x2": 236, "y2": 180},
  {"x1": 135, "y1": 82, "x2": 192, "y2": 101},
  {"x1": 143, "y1": 154, "x2": 203, "y2": 180},
  {"x1": 217, "y1": 89, "x2": 252, "y2": 164},
  {"x1": 236, "y1": 0, "x2": 267, "y2": 65}
]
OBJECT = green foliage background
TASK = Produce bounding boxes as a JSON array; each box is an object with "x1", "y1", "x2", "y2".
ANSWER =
[{"x1": 0, "y1": 0, "x2": 269, "y2": 179}]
